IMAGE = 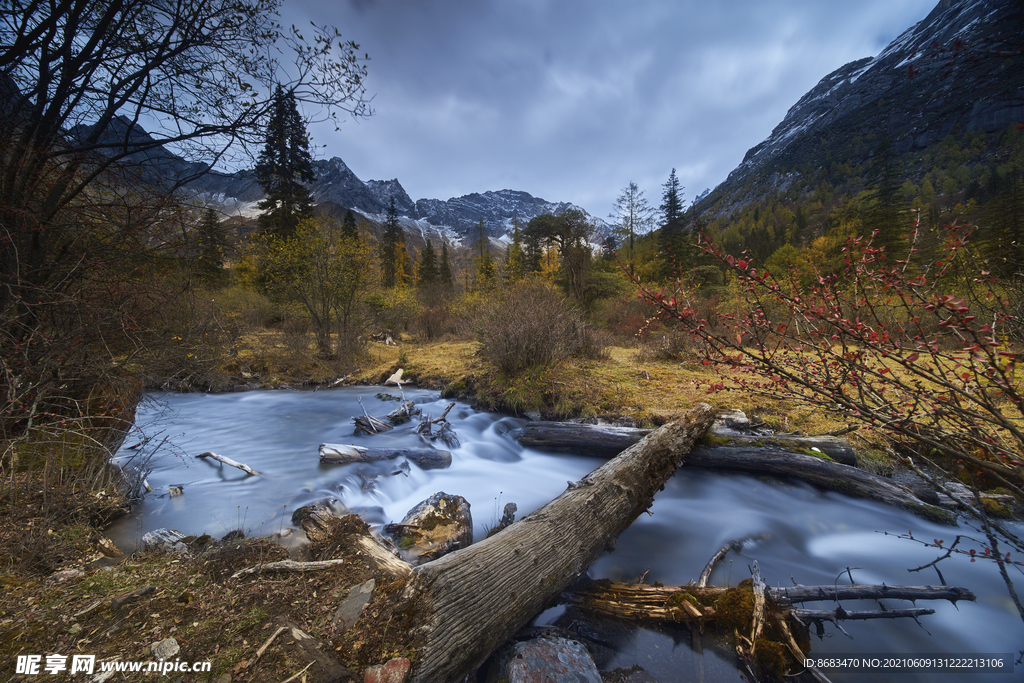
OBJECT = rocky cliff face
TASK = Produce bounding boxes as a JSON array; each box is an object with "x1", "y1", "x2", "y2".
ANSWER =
[{"x1": 701, "y1": 0, "x2": 1023, "y2": 214}]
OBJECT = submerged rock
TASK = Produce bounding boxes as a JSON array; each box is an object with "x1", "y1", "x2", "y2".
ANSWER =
[{"x1": 384, "y1": 492, "x2": 472, "y2": 564}]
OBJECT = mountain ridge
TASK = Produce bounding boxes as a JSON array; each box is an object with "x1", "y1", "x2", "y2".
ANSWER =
[{"x1": 698, "y1": 0, "x2": 1024, "y2": 218}]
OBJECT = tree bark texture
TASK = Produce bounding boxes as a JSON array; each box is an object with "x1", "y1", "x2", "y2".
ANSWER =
[{"x1": 399, "y1": 403, "x2": 716, "y2": 683}]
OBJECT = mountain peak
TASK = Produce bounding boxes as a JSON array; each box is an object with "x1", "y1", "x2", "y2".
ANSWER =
[{"x1": 705, "y1": 0, "x2": 1023, "y2": 215}]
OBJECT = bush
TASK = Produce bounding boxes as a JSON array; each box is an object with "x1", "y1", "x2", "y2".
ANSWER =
[{"x1": 477, "y1": 281, "x2": 606, "y2": 375}]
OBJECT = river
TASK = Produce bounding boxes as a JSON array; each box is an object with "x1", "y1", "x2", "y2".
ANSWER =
[{"x1": 107, "y1": 388, "x2": 1022, "y2": 682}]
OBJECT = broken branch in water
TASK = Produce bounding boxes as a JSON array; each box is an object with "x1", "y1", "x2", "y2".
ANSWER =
[{"x1": 196, "y1": 452, "x2": 262, "y2": 477}]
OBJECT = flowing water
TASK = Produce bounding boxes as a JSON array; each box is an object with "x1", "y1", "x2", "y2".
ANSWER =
[{"x1": 107, "y1": 388, "x2": 1022, "y2": 682}]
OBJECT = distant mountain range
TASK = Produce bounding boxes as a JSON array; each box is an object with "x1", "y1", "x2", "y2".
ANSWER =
[
  {"x1": 187, "y1": 156, "x2": 607, "y2": 246},
  {"x1": 696, "y1": 0, "x2": 1024, "y2": 217}
]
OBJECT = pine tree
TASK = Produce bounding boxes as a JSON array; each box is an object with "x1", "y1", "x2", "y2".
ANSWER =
[
  {"x1": 475, "y1": 219, "x2": 496, "y2": 288},
  {"x1": 504, "y1": 225, "x2": 526, "y2": 282},
  {"x1": 418, "y1": 239, "x2": 439, "y2": 288},
  {"x1": 342, "y1": 209, "x2": 359, "y2": 240},
  {"x1": 439, "y1": 243, "x2": 454, "y2": 290},
  {"x1": 659, "y1": 168, "x2": 687, "y2": 278},
  {"x1": 193, "y1": 208, "x2": 228, "y2": 286},
  {"x1": 380, "y1": 196, "x2": 403, "y2": 288},
  {"x1": 610, "y1": 181, "x2": 654, "y2": 275},
  {"x1": 255, "y1": 85, "x2": 316, "y2": 237}
]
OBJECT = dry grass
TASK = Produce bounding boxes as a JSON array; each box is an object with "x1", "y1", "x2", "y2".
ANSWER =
[{"x1": 347, "y1": 339, "x2": 850, "y2": 435}]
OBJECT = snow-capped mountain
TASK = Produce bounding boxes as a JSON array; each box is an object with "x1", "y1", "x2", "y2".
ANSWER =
[
  {"x1": 184, "y1": 156, "x2": 607, "y2": 244},
  {"x1": 699, "y1": 0, "x2": 1023, "y2": 215}
]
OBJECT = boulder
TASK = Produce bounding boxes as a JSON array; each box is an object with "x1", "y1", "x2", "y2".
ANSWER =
[
  {"x1": 383, "y1": 492, "x2": 472, "y2": 564},
  {"x1": 503, "y1": 637, "x2": 601, "y2": 683},
  {"x1": 141, "y1": 528, "x2": 188, "y2": 553}
]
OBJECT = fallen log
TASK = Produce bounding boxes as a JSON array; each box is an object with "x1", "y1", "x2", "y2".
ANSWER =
[
  {"x1": 318, "y1": 443, "x2": 452, "y2": 470},
  {"x1": 513, "y1": 422, "x2": 651, "y2": 457},
  {"x1": 196, "y1": 451, "x2": 262, "y2": 476},
  {"x1": 514, "y1": 421, "x2": 857, "y2": 465},
  {"x1": 564, "y1": 579, "x2": 973, "y2": 627},
  {"x1": 386, "y1": 403, "x2": 717, "y2": 683},
  {"x1": 684, "y1": 445, "x2": 953, "y2": 523}
]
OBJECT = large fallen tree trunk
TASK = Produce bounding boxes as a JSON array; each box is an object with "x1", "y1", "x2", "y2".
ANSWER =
[
  {"x1": 514, "y1": 420, "x2": 857, "y2": 465},
  {"x1": 684, "y1": 445, "x2": 953, "y2": 523},
  {"x1": 387, "y1": 403, "x2": 716, "y2": 683},
  {"x1": 512, "y1": 422, "x2": 948, "y2": 521},
  {"x1": 514, "y1": 422, "x2": 651, "y2": 457}
]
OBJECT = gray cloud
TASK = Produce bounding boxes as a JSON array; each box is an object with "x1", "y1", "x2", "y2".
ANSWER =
[{"x1": 289, "y1": 0, "x2": 937, "y2": 217}]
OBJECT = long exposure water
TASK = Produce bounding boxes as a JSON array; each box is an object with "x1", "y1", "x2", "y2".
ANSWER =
[{"x1": 107, "y1": 388, "x2": 1022, "y2": 682}]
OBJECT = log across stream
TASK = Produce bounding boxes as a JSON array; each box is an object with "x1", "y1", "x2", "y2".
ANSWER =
[{"x1": 108, "y1": 388, "x2": 1024, "y2": 683}]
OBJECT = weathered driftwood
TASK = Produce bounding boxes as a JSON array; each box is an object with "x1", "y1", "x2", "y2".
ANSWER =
[
  {"x1": 388, "y1": 403, "x2": 717, "y2": 683},
  {"x1": 230, "y1": 558, "x2": 350, "y2": 580},
  {"x1": 684, "y1": 445, "x2": 952, "y2": 522},
  {"x1": 565, "y1": 579, "x2": 974, "y2": 626},
  {"x1": 295, "y1": 509, "x2": 414, "y2": 578},
  {"x1": 385, "y1": 400, "x2": 419, "y2": 425},
  {"x1": 513, "y1": 422, "x2": 651, "y2": 457},
  {"x1": 354, "y1": 397, "x2": 393, "y2": 434},
  {"x1": 514, "y1": 421, "x2": 857, "y2": 465},
  {"x1": 770, "y1": 583, "x2": 975, "y2": 606},
  {"x1": 196, "y1": 451, "x2": 262, "y2": 476},
  {"x1": 318, "y1": 443, "x2": 452, "y2": 470}
]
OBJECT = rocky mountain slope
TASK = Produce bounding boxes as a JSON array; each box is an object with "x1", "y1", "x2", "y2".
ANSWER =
[{"x1": 698, "y1": 0, "x2": 1023, "y2": 216}]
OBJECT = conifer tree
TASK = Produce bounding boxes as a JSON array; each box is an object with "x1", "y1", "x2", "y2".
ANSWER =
[
  {"x1": 193, "y1": 208, "x2": 229, "y2": 287},
  {"x1": 475, "y1": 219, "x2": 496, "y2": 287},
  {"x1": 610, "y1": 181, "x2": 654, "y2": 275},
  {"x1": 255, "y1": 86, "x2": 316, "y2": 237},
  {"x1": 439, "y1": 243, "x2": 454, "y2": 290},
  {"x1": 659, "y1": 168, "x2": 688, "y2": 278},
  {"x1": 505, "y1": 225, "x2": 527, "y2": 282},
  {"x1": 380, "y1": 196, "x2": 403, "y2": 288},
  {"x1": 418, "y1": 239, "x2": 439, "y2": 287},
  {"x1": 342, "y1": 209, "x2": 359, "y2": 240}
]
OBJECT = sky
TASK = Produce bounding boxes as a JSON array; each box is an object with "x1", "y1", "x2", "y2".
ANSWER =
[{"x1": 284, "y1": 0, "x2": 938, "y2": 219}]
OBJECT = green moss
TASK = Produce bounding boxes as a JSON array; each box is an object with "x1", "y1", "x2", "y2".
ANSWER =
[
  {"x1": 754, "y1": 637, "x2": 787, "y2": 678},
  {"x1": 713, "y1": 585, "x2": 755, "y2": 631},
  {"x1": 981, "y1": 497, "x2": 1012, "y2": 519},
  {"x1": 700, "y1": 434, "x2": 731, "y2": 447}
]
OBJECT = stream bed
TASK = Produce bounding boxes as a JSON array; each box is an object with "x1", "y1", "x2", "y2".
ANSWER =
[{"x1": 107, "y1": 388, "x2": 1022, "y2": 682}]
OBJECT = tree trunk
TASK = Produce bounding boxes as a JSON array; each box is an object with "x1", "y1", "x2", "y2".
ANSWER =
[
  {"x1": 511, "y1": 422, "x2": 947, "y2": 521},
  {"x1": 515, "y1": 420, "x2": 857, "y2": 465},
  {"x1": 684, "y1": 445, "x2": 953, "y2": 523},
  {"x1": 396, "y1": 403, "x2": 716, "y2": 683},
  {"x1": 513, "y1": 422, "x2": 651, "y2": 457},
  {"x1": 564, "y1": 580, "x2": 974, "y2": 626},
  {"x1": 318, "y1": 444, "x2": 452, "y2": 470}
]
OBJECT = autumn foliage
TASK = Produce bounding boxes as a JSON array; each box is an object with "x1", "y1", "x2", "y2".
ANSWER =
[{"x1": 631, "y1": 224, "x2": 1024, "y2": 493}]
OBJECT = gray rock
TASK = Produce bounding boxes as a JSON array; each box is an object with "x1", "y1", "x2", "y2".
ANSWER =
[
  {"x1": 141, "y1": 529, "x2": 188, "y2": 553},
  {"x1": 331, "y1": 578, "x2": 376, "y2": 631},
  {"x1": 152, "y1": 637, "x2": 179, "y2": 660}
]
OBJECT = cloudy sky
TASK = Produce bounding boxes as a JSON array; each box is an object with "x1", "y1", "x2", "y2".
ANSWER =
[{"x1": 285, "y1": 0, "x2": 937, "y2": 218}]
